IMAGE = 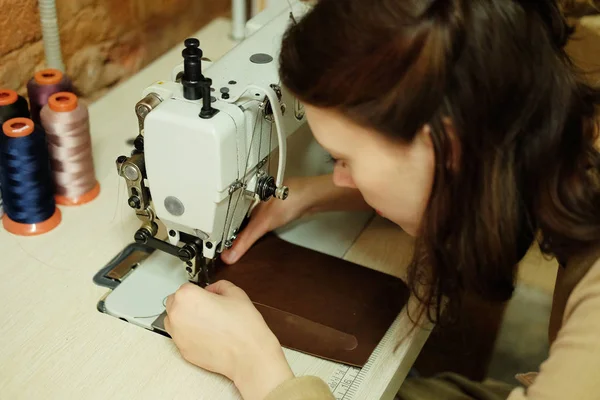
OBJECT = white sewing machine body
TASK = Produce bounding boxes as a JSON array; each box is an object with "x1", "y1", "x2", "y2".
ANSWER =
[
  {"x1": 142, "y1": 25, "x2": 307, "y2": 258},
  {"x1": 115, "y1": 3, "x2": 318, "y2": 284},
  {"x1": 105, "y1": 1, "x2": 373, "y2": 298}
]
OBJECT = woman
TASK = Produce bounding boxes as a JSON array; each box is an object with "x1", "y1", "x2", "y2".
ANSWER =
[{"x1": 163, "y1": 0, "x2": 600, "y2": 399}]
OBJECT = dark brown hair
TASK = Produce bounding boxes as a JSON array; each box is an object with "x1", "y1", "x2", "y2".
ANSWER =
[{"x1": 279, "y1": 0, "x2": 600, "y2": 323}]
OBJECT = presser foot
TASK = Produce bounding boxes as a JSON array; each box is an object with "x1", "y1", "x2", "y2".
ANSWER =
[{"x1": 187, "y1": 257, "x2": 216, "y2": 288}]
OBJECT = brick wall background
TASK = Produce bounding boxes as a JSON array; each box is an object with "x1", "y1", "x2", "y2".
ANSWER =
[
  {"x1": 0, "y1": 1, "x2": 597, "y2": 101},
  {"x1": 0, "y1": 0, "x2": 230, "y2": 100}
]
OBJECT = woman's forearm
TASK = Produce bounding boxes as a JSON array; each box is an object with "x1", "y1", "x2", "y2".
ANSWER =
[{"x1": 234, "y1": 341, "x2": 294, "y2": 400}]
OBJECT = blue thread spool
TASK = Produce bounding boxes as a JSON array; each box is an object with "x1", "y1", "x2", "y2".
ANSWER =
[
  {"x1": 0, "y1": 89, "x2": 31, "y2": 219},
  {"x1": 0, "y1": 117, "x2": 61, "y2": 236}
]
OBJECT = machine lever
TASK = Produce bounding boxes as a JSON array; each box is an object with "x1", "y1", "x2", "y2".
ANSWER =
[
  {"x1": 133, "y1": 228, "x2": 204, "y2": 279},
  {"x1": 134, "y1": 228, "x2": 183, "y2": 259}
]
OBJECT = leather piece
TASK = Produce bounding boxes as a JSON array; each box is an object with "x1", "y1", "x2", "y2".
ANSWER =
[{"x1": 214, "y1": 234, "x2": 409, "y2": 367}]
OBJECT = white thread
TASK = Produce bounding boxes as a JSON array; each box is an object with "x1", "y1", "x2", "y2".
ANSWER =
[
  {"x1": 222, "y1": 85, "x2": 287, "y2": 187},
  {"x1": 220, "y1": 104, "x2": 264, "y2": 245},
  {"x1": 133, "y1": 296, "x2": 169, "y2": 319}
]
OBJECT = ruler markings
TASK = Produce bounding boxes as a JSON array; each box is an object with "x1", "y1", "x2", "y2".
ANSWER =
[{"x1": 326, "y1": 322, "x2": 395, "y2": 400}]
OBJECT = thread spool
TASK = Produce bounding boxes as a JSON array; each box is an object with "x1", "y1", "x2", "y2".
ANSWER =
[
  {"x1": 1, "y1": 117, "x2": 61, "y2": 236},
  {"x1": 40, "y1": 92, "x2": 99, "y2": 206},
  {"x1": 27, "y1": 69, "x2": 73, "y2": 125},
  {"x1": 0, "y1": 89, "x2": 31, "y2": 219}
]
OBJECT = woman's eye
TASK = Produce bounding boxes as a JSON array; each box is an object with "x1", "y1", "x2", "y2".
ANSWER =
[{"x1": 327, "y1": 154, "x2": 338, "y2": 164}]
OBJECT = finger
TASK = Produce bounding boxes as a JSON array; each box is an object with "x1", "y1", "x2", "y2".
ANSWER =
[
  {"x1": 221, "y1": 214, "x2": 271, "y2": 264},
  {"x1": 165, "y1": 294, "x2": 174, "y2": 312},
  {"x1": 163, "y1": 315, "x2": 172, "y2": 334},
  {"x1": 205, "y1": 280, "x2": 249, "y2": 300}
]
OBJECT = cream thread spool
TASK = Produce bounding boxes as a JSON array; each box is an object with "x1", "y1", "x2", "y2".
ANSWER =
[{"x1": 40, "y1": 92, "x2": 100, "y2": 206}]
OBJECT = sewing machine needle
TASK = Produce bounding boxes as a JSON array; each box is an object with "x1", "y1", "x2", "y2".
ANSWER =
[{"x1": 201, "y1": 258, "x2": 214, "y2": 288}]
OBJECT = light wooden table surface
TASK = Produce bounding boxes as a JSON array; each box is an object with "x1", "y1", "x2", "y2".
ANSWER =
[{"x1": 0, "y1": 18, "x2": 430, "y2": 400}]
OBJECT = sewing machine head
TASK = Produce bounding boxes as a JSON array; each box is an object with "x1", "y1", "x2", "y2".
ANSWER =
[{"x1": 115, "y1": 8, "x2": 308, "y2": 287}]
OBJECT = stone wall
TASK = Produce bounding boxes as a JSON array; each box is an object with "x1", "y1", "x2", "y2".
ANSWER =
[{"x1": 0, "y1": 0, "x2": 230, "y2": 100}]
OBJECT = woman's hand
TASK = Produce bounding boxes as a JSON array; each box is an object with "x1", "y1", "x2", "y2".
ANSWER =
[
  {"x1": 220, "y1": 176, "x2": 314, "y2": 264},
  {"x1": 221, "y1": 175, "x2": 370, "y2": 264},
  {"x1": 164, "y1": 281, "x2": 294, "y2": 400}
]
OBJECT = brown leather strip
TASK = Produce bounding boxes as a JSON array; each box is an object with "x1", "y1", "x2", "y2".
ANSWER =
[
  {"x1": 255, "y1": 303, "x2": 359, "y2": 356},
  {"x1": 214, "y1": 234, "x2": 409, "y2": 366}
]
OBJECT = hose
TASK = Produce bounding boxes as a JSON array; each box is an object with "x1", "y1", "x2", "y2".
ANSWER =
[{"x1": 39, "y1": 0, "x2": 65, "y2": 72}]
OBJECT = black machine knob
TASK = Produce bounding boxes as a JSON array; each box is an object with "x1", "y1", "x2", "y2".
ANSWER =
[
  {"x1": 180, "y1": 38, "x2": 219, "y2": 119},
  {"x1": 128, "y1": 196, "x2": 141, "y2": 209},
  {"x1": 178, "y1": 244, "x2": 197, "y2": 262},
  {"x1": 257, "y1": 175, "x2": 277, "y2": 201},
  {"x1": 133, "y1": 135, "x2": 144, "y2": 152},
  {"x1": 134, "y1": 228, "x2": 150, "y2": 243},
  {"x1": 184, "y1": 38, "x2": 200, "y2": 51},
  {"x1": 182, "y1": 38, "x2": 203, "y2": 100},
  {"x1": 257, "y1": 175, "x2": 289, "y2": 201}
]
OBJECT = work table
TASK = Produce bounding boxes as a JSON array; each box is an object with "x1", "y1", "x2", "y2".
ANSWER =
[{"x1": 0, "y1": 18, "x2": 430, "y2": 400}]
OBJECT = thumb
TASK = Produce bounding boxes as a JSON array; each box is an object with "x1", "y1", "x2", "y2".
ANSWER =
[
  {"x1": 206, "y1": 280, "x2": 249, "y2": 301},
  {"x1": 221, "y1": 214, "x2": 271, "y2": 264}
]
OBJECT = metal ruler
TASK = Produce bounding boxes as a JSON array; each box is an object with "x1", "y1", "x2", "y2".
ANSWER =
[{"x1": 326, "y1": 326, "x2": 389, "y2": 400}]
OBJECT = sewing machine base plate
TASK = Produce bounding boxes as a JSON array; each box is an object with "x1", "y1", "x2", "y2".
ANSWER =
[{"x1": 94, "y1": 211, "x2": 374, "y2": 335}]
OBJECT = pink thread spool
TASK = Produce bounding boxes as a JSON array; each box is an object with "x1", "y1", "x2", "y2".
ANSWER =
[
  {"x1": 27, "y1": 69, "x2": 73, "y2": 125},
  {"x1": 40, "y1": 92, "x2": 100, "y2": 206}
]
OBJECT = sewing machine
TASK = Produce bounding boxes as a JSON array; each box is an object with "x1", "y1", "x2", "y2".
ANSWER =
[
  {"x1": 95, "y1": 1, "x2": 373, "y2": 333},
  {"x1": 113, "y1": 31, "x2": 299, "y2": 287}
]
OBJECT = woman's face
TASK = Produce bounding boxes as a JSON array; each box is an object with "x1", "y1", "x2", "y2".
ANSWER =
[{"x1": 305, "y1": 105, "x2": 435, "y2": 236}]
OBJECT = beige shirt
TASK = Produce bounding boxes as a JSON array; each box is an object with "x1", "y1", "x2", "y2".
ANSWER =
[
  {"x1": 265, "y1": 256, "x2": 600, "y2": 400},
  {"x1": 507, "y1": 257, "x2": 600, "y2": 399}
]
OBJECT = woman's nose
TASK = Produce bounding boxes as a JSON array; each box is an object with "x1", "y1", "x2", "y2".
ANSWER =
[{"x1": 332, "y1": 162, "x2": 357, "y2": 189}]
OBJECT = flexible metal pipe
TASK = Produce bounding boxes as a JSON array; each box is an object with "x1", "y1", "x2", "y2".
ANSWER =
[{"x1": 39, "y1": 0, "x2": 65, "y2": 71}]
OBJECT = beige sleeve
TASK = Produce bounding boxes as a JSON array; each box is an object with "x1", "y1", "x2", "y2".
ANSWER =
[
  {"x1": 264, "y1": 376, "x2": 335, "y2": 400},
  {"x1": 507, "y1": 259, "x2": 600, "y2": 400}
]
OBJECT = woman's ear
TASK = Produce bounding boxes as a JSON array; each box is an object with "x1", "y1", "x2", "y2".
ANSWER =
[
  {"x1": 416, "y1": 124, "x2": 433, "y2": 148},
  {"x1": 411, "y1": 124, "x2": 437, "y2": 177},
  {"x1": 416, "y1": 119, "x2": 460, "y2": 171}
]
